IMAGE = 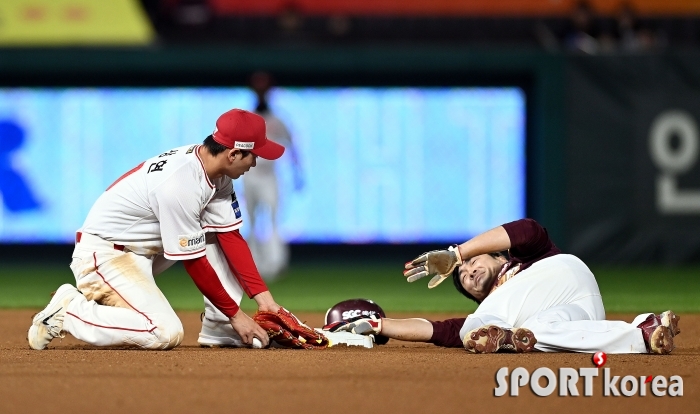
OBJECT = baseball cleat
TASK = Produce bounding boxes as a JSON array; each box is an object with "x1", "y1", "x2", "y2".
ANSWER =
[
  {"x1": 646, "y1": 326, "x2": 674, "y2": 355},
  {"x1": 463, "y1": 325, "x2": 537, "y2": 353},
  {"x1": 197, "y1": 313, "x2": 246, "y2": 348},
  {"x1": 28, "y1": 284, "x2": 81, "y2": 350},
  {"x1": 659, "y1": 311, "x2": 680, "y2": 337},
  {"x1": 638, "y1": 311, "x2": 678, "y2": 354}
]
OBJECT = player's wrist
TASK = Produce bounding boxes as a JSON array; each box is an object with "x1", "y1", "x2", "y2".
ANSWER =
[
  {"x1": 228, "y1": 308, "x2": 243, "y2": 319},
  {"x1": 448, "y1": 245, "x2": 463, "y2": 265},
  {"x1": 253, "y1": 291, "x2": 280, "y2": 312},
  {"x1": 375, "y1": 316, "x2": 384, "y2": 334},
  {"x1": 455, "y1": 244, "x2": 468, "y2": 264}
]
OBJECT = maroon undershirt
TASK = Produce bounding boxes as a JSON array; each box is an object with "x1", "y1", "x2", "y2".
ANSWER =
[{"x1": 428, "y1": 218, "x2": 562, "y2": 348}]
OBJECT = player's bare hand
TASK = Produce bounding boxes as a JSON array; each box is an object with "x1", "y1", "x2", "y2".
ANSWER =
[
  {"x1": 403, "y1": 246, "x2": 463, "y2": 288},
  {"x1": 230, "y1": 311, "x2": 270, "y2": 348}
]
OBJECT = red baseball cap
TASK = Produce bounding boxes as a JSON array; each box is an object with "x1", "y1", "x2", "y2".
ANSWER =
[{"x1": 212, "y1": 109, "x2": 285, "y2": 160}]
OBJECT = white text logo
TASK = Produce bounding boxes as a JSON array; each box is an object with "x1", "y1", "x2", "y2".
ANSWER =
[
  {"x1": 234, "y1": 141, "x2": 255, "y2": 150},
  {"x1": 494, "y1": 367, "x2": 683, "y2": 397},
  {"x1": 649, "y1": 110, "x2": 700, "y2": 214},
  {"x1": 342, "y1": 309, "x2": 378, "y2": 319}
]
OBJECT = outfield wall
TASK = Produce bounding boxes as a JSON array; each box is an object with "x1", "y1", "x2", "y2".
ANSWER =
[
  {"x1": 0, "y1": 46, "x2": 698, "y2": 263},
  {"x1": 566, "y1": 53, "x2": 700, "y2": 263}
]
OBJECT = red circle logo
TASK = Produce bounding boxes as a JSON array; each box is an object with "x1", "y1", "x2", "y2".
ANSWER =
[{"x1": 592, "y1": 351, "x2": 607, "y2": 367}]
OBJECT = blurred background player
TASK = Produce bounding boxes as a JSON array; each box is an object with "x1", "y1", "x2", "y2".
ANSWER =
[{"x1": 244, "y1": 71, "x2": 304, "y2": 281}]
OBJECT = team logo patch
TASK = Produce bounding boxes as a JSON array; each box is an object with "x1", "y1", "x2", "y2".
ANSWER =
[
  {"x1": 231, "y1": 191, "x2": 241, "y2": 219},
  {"x1": 186, "y1": 145, "x2": 196, "y2": 154},
  {"x1": 177, "y1": 231, "x2": 205, "y2": 252},
  {"x1": 233, "y1": 141, "x2": 254, "y2": 150}
]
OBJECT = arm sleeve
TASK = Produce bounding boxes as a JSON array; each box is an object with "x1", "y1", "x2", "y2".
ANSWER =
[
  {"x1": 502, "y1": 218, "x2": 560, "y2": 263},
  {"x1": 216, "y1": 230, "x2": 269, "y2": 298},
  {"x1": 183, "y1": 255, "x2": 240, "y2": 318},
  {"x1": 428, "y1": 318, "x2": 466, "y2": 348}
]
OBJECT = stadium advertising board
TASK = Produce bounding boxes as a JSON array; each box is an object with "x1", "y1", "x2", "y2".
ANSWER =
[{"x1": 0, "y1": 87, "x2": 525, "y2": 244}]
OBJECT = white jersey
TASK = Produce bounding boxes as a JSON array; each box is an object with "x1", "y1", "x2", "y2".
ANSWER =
[
  {"x1": 456, "y1": 254, "x2": 655, "y2": 354},
  {"x1": 80, "y1": 144, "x2": 243, "y2": 261},
  {"x1": 469, "y1": 254, "x2": 603, "y2": 328}
]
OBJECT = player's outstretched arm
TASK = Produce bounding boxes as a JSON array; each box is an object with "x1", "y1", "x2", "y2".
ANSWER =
[
  {"x1": 325, "y1": 316, "x2": 434, "y2": 343},
  {"x1": 453, "y1": 225, "x2": 511, "y2": 262},
  {"x1": 380, "y1": 318, "x2": 434, "y2": 342}
]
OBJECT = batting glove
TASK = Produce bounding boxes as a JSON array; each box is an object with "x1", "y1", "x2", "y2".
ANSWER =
[
  {"x1": 323, "y1": 314, "x2": 382, "y2": 336},
  {"x1": 403, "y1": 245, "x2": 463, "y2": 289}
]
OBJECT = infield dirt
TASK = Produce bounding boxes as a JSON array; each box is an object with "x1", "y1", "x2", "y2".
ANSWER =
[{"x1": 1, "y1": 310, "x2": 697, "y2": 414}]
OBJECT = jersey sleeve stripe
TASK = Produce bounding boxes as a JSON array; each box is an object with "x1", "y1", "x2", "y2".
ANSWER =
[
  {"x1": 164, "y1": 248, "x2": 206, "y2": 257},
  {"x1": 202, "y1": 220, "x2": 243, "y2": 230}
]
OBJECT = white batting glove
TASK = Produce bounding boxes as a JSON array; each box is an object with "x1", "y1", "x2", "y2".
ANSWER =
[
  {"x1": 323, "y1": 314, "x2": 382, "y2": 336},
  {"x1": 403, "y1": 245, "x2": 463, "y2": 289}
]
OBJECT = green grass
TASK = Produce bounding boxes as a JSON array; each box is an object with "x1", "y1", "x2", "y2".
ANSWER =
[
  {"x1": 1, "y1": 262, "x2": 698, "y2": 314},
  {"x1": 592, "y1": 266, "x2": 700, "y2": 313}
]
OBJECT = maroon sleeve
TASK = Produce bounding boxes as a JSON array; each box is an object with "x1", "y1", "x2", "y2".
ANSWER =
[
  {"x1": 216, "y1": 230, "x2": 269, "y2": 298},
  {"x1": 183, "y1": 255, "x2": 240, "y2": 317},
  {"x1": 428, "y1": 318, "x2": 466, "y2": 348},
  {"x1": 502, "y1": 218, "x2": 561, "y2": 267}
]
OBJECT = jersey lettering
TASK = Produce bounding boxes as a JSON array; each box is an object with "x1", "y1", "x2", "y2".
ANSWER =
[
  {"x1": 158, "y1": 149, "x2": 178, "y2": 157},
  {"x1": 147, "y1": 160, "x2": 167, "y2": 173}
]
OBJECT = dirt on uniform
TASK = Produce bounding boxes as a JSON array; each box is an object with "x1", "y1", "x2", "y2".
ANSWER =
[{"x1": 1, "y1": 310, "x2": 698, "y2": 414}]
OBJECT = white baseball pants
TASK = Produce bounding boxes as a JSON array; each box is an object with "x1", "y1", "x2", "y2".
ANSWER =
[
  {"x1": 460, "y1": 297, "x2": 650, "y2": 354},
  {"x1": 63, "y1": 233, "x2": 243, "y2": 350}
]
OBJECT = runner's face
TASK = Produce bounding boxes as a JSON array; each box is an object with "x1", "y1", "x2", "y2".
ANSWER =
[{"x1": 459, "y1": 254, "x2": 504, "y2": 301}]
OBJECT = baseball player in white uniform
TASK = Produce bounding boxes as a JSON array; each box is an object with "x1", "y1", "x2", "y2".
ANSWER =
[
  {"x1": 28, "y1": 109, "x2": 299, "y2": 350},
  {"x1": 327, "y1": 219, "x2": 680, "y2": 354},
  {"x1": 244, "y1": 72, "x2": 303, "y2": 281},
  {"x1": 243, "y1": 111, "x2": 298, "y2": 280}
]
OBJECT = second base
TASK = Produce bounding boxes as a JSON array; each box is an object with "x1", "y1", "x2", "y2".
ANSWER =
[{"x1": 316, "y1": 329, "x2": 374, "y2": 348}]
